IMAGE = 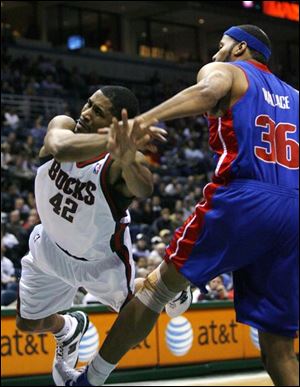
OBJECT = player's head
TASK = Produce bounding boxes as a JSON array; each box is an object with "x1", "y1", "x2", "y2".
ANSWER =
[
  {"x1": 75, "y1": 86, "x2": 139, "y2": 133},
  {"x1": 212, "y1": 25, "x2": 271, "y2": 65}
]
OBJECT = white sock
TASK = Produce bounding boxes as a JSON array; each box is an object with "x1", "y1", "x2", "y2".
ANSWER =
[
  {"x1": 54, "y1": 314, "x2": 77, "y2": 342},
  {"x1": 87, "y1": 354, "x2": 117, "y2": 386}
]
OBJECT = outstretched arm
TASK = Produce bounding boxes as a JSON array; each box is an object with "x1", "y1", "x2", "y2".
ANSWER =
[
  {"x1": 108, "y1": 110, "x2": 159, "y2": 199},
  {"x1": 138, "y1": 62, "x2": 234, "y2": 126},
  {"x1": 40, "y1": 115, "x2": 109, "y2": 162}
]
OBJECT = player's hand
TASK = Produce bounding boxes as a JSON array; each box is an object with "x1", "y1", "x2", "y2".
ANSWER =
[
  {"x1": 104, "y1": 109, "x2": 140, "y2": 165},
  {"x1": 98, "y1": 119, "x2": 167, "y2": 148},
  {"x1": 98, "y1": 111, "x2": 167, "y2": 157}
]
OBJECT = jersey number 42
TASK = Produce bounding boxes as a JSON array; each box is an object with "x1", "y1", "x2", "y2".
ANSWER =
[{"x1": 49, "y1": 193, "x2": 78, "y2": 223}]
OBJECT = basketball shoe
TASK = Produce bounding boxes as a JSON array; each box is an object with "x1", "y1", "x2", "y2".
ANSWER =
[
  {"x1": 54, "y1": 363, "x2": 91, "y2": 386},
  {"x1": 53, "y1": 311, "x2": 89, "y2": 386}
]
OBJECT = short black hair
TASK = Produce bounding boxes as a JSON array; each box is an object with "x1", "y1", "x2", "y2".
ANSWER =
[
  {"x1": 99, "y1": 86, "x2": 139, "y2": 120},
  {"x1": 236, "y1": 25, "x2": 271, "y2": 65}
]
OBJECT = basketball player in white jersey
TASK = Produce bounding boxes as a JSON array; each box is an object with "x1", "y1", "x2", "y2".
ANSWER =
[{"x1": 15, "y1": 86, "x2": 171, "y2": 386}]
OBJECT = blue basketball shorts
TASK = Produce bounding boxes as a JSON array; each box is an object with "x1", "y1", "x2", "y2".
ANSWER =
[{"x1": 165, "y1": 179, "x2": 299, "y2": 338}]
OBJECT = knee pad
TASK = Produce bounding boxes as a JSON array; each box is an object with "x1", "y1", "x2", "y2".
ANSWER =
[{"x1": 136, "y1": 264, "x2": 179, "y2": 313}]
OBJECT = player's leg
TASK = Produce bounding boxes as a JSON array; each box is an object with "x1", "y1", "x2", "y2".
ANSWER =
[
  {"x1": 100, "y1": 260, "x2": 189, "y2": 360},
  {"x1": 16, "y1": 313, "x2": 65, "y2": 333},
  {"x1": 134, "y1": 275, "x2": 192, "y2": 318},
  {"x1": 17, "y1": 249, "x2": 89, "y2": 386},
  {"x1": 54, "y1": 260, "x2": 189, "y2": 386},
  {"x1": 259, "y1": 331, "x2": 299, "y2": 386},
  {"x1": 233, "y1": 187, "x2": 299, "y2": 387}
]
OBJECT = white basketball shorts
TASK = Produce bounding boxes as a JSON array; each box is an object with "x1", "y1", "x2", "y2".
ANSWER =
[{"x1": 19, "y1": 224, "x2": 135, "y2": 319}]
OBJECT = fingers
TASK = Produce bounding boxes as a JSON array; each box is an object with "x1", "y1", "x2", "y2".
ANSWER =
[
  {"x1": 121, "y1": 109, "x2": 128, "y2": 136},
  {"x1": 131, "y1": 117, "x2": 143, "y2": 141},
  {"x1": 108, "y1": 117, "x2": 118, "y2": 149},
  {"x1": 139, "y1": 118, "x2": 159, "y2": 131},
  {"x1": 147, "y1": 126, "x2": 168, "y2": 142}
]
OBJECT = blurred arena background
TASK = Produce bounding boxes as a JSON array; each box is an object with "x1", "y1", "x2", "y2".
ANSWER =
[{"x1": 1, "y1": 1, "x2": 299, "y2": 386}]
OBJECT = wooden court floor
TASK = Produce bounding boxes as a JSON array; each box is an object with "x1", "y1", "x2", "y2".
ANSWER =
[{"x1": 109, "y1": 371, "x2": 273, "y2": 386}]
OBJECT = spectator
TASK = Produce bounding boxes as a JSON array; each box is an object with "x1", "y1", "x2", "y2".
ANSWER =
[
  {"x1": 3, "y1": 108, "x2": 20, "y2": 130},
  {"x1": 1, "y1": 242, "x2": 16, "y2": 289},
  {"x1": 7, "y1": 209, "x2": 28, "y2": 260},
  {"x1": 151, "y1": 208, "x2": 173, "y2": 235},
  {"x1": 170, "y1": 209, "x2": 185, "y2": 230},
  {"x1": 132, "y1": 233, "x2": 150, "y2": 261},
  {"x1": 1, "y1": 222, "x2": 19, "y2": 250},
  {"x1": 14, "y1": 197, "x2": 30, "y2": 222},
  {"x1": 159, "y1": 229, "x2": 172, "y2": 245},
  {"x1": 149, "y1": 242, "x2": 166, "y2": 262},
  {"x1": 151, "y1": 196, "x2": 162, "y2": 218},
  {"x1": 150, "y1": 235, "x2": 162, "y2": 248},
  {"x1": 193, "y1": 275, "x2": 234, "y2": 302},
  {"x1": 140, "y1": 200, "x2": 155, "y2": 225}
]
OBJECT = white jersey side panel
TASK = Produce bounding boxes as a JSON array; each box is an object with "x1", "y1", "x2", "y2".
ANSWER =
[{"x1": 35, "y1": 154, "x2": 130, "y2": 260}]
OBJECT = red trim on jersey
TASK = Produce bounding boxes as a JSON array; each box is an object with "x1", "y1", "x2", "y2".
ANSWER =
[
  {"x1": 165, "y1": 182, "x2": 221, "y2": 270},
  {"x1": 76, "y1": 152, "x2": 108, "y2": 168},
  {"x1": 100, "y1": 155, "x2": 128, "y2": 221},
  {"x1": 110, "y1": 223, "x2": 133, "y2": 299},
  {"x1": 165, "y1": 113, "x2": 239, "y2": 270},
  {"x1": 247, "y1": 59, "x2": 271, "y2": 73},
  {"x1": 209, "y1": 111, "x2": 239, "y2": 183}
]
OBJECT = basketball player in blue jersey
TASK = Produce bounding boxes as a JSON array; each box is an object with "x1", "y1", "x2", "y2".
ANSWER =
[
  {"x1": 15, "y1": 85, "x2": 171, "y2": 386},
  {"x1": 58, "y1": 25, "x2": 299, "y2": 386}
]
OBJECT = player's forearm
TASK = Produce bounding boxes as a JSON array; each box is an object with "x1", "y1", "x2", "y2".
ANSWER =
[
  {"x1": 138, "y1": 83, "x2": 218, "y2": 125},
  {"x1": 120, "y1": 162, "x2": 153, "y2": 198},
  {"x1": 44, "y1": 132, "x2": 108, "y2": 162}
]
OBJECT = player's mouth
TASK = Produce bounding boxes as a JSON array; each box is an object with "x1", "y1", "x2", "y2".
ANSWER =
[{"x1": 76, "y1": 118, "x2": 91, "y2": 132}]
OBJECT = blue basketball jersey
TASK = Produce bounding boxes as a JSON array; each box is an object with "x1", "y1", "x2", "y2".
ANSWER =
[{"x1": 208, "y1": 60, "x2": 299, "y2": 189}]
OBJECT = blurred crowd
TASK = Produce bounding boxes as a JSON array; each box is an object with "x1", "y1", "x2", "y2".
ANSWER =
[
  {"x1": 1, "y1": 52, "x2": 234, "y2": 307},
  {"x1": 2, "y1": 52, "x2": 190, "y2": 115}
]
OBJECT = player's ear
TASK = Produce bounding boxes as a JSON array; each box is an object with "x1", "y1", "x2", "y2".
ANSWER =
[{"x1": 234, "y1": 41, "x2": 247, "y2": 57}]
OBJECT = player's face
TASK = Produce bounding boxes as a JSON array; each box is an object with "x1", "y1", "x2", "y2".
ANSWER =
[
  {"x1": 75, "y1": 91, "x2": 113, "y2": 133},
  {"x1": 212, "y1": 35, "x2": 238, "y2": 63}
]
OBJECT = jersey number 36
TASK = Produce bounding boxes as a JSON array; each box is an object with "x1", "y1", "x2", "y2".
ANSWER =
[{"x1": 254, "y1": 114, "x2": 299, "y2": 169}]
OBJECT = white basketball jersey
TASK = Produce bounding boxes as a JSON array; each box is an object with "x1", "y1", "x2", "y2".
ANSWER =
[{"x1": 35, "y1": 153, "x2": 131, "y2": 261}]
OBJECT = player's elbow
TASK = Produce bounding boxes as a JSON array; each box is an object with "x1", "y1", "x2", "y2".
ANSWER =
[{"x1": 44, "y1": 132, "x2": 67, "y2": 162}]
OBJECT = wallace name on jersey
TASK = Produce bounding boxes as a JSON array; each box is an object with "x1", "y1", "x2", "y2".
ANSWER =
[{"x1": 48, "y1": 160, "x2": 96, "y2": 205}]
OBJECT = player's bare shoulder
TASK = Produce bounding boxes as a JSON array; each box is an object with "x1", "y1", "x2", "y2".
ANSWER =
[
  {"x1": 197, "y1": 62, "x2": 248, "y2": 112},
  {"x1": 197, "y1": 62, "x2": 235, "y2": 83},
  {"x1": 47, "y1": 115, "x2": 76, "y2": 132}
]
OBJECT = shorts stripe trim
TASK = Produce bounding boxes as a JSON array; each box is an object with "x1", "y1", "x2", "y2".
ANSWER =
[
  {"x1": 168, "y1": 208, "x2": 199, "y2": 261},
  {"x1": 165, "y1": 182, "x2": 220, "y2": 270}
]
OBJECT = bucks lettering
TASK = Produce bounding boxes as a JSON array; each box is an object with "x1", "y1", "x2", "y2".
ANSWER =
[
  {"x1": 47, "y1": 160, "x2": 97, "y2": 223},
  {"x1": 48, "y1": 160, "x2": 96, "y2": 205}
]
